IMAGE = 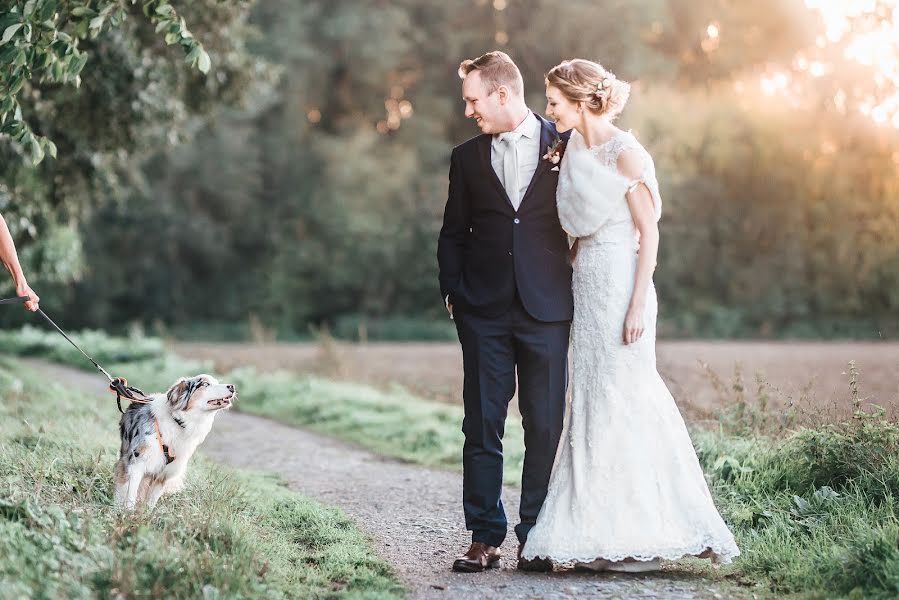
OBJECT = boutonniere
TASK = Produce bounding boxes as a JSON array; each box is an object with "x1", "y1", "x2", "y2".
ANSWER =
[{"x1": 542, "y1": 136, "x2": 564, "y2": 164}]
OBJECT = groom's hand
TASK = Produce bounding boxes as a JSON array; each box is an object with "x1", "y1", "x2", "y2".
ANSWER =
[{"x1": 444, "y1": 294, "x2": 454, "y2": 320}]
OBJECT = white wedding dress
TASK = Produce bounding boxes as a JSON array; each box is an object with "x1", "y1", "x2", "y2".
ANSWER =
[{"x1": 521, "y1": 129, "x2": 740, "y2": 566}]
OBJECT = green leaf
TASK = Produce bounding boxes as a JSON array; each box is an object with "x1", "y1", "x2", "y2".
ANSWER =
[
  {"x1": 1, "y1": 23, "x2": 23, "y2": 45},
  {"x1": 89, "y1": 16, "x2": 104, "y2": 30},
  {"x1": 0, "y1": 95, "x2": 13, "y2": 114},
  {"x1": 70, "y1": 53, "x2": 88, "y2": 75},
  {"x1": 155, "y1": 19, "x2": 170, "y2": 33},
  {"x1": 197, "y1": 48, "x2": 210, "y2": 74},
  {"x1": 47, "y1": 139, "x2": 57, "y2": 159},
  {"x1": 70, "y1": 7, "x2": 96, "y2": 17},
  {"x1": 8, "y1": 73, "x2": 24, "y2": 95},
  {"x1": 0, "y1": 43, "x2": 18, "y2": 63},
  {"x1": 23, "y1": 0, "x2": 37, "y2": 18},
  {"x1": 50, "y1": 58, "x2": 63, "y2": 80},
  {"x1": 1, "y1": 120, "x2": 20, "y2": 136},
  {"x1": 40, "y1": 0, "x2": 58, "y2": 22},
  {"x1": 13, "y1": 49, "x2": 26, "y2": 68},
  {"x1": 185, "y1": 45, "x2": 200, "y2": 63},
  {"x1": 0, "y1": 14, "x2": 20, "y2": 32},
  {"x1": 30, "y1": 136, "x2": 45, "y2": 164},
  {"x1": 155, "y1": 4, "x2": 174, "y2": 16}
]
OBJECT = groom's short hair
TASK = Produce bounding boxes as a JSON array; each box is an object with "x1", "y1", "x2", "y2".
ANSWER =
[{"x1": 458, "y1": 51, "x2": 524, "y2": 97}]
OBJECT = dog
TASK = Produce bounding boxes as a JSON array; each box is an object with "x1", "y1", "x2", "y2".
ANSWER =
[{"x1": 114, "y1": 374, "x2": 235, "y2": 509}]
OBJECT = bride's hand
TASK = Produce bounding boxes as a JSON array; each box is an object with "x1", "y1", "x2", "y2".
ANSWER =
[{"x1": 622, "y1": 305, "x2": 645, "y2": 345}]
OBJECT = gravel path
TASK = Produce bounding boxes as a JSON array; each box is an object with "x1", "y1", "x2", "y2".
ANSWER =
[{"x1": 24, "y1": 359, "x2": 759, "y2": 600}]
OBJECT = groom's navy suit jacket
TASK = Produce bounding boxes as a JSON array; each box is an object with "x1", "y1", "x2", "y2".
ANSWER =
[{"x1": 438, "y1": 114, "x2": 574, "y2": 322}]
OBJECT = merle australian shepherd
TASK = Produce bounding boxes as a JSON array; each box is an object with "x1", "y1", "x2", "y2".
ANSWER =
[{"x1": 114, "y1": 374, "x2": 235, "y2": 509}]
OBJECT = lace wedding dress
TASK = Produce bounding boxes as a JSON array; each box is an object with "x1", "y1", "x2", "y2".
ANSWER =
[{"x1": 521, "y1": 129, "x2": 740, "y2": 566}]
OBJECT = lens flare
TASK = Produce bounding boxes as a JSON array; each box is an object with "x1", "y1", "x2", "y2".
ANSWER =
[
  {"x1": 745, "y1": 2, "x2": 898, "y2": 128},
  {"x1": 804, "y1": 0, "x2": 899, "y2": 127}
]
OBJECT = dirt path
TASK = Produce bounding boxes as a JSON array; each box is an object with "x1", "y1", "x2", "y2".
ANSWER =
[{"x1": 26, "y1": 359, "x2": 756, "y2": 600}]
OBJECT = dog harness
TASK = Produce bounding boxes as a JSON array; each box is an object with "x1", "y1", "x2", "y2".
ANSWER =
[{"x1": 154, "y1": 418, "x2": 176, "y2": 465}]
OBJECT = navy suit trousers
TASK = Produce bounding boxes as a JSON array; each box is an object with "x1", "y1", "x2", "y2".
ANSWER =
[{"x1": 454, "y1": 296, "x2": 570, "y2": 548}]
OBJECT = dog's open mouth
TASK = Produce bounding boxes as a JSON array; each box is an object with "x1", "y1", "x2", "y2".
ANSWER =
[{"x1": 208, "y1": 394, "x2": 235, "y2": 407}]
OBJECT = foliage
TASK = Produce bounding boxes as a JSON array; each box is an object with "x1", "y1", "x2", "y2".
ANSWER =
[
  {"x1": 0, "y1": 0, "x2": 224, "y2": 163},
  {"x1": 0, "y1": 323, "x2": 164, "y2": 364},
  {"x1": 0, "y1": 0, "x2": 897, "y2": 339},
  {"x1": 0, "y1": 0, "x2": 264, "y2": 311},
  {"x1": 695, "y1": 418, "x2": 899, "y2": 598}
]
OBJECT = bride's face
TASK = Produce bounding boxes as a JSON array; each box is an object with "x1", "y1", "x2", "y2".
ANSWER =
[{"x1": 545, "y1": 85, "x2": 578, "y2": 133}]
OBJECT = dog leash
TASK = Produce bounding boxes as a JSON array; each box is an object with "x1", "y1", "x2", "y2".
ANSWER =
[{"x1": 1, "y1": 295, "x2": 153, "y2": 412}]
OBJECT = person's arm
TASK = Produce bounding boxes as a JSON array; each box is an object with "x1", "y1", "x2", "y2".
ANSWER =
[
  {"x1": 0, "y1": 214, "x2": 40, "y2": 311},
  {"x1": 618, "y1": 150, "x2": 658, "y2": 344},
  {"x1": 437, "y1": 147, "x2": 471, "y2": 318}
]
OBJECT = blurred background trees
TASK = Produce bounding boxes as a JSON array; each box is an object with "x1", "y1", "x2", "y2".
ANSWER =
[{"x1": 2, "y1": 0, "x2": 897, "y2": 339}]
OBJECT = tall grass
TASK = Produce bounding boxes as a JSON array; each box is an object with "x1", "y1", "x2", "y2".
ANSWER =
[
  {"x1": 0, "y1": 356, "x2": 403, "y2": 599},
  {"x1": 694, "y1": 362, "x2": 899, "y2": 599}
]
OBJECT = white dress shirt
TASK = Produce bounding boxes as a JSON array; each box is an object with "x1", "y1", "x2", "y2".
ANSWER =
[{"x1": 491, "y1": 111, "x2": 540, "y2": 211}]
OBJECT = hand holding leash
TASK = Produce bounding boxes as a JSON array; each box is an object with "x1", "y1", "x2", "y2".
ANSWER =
[{"x1": 2, "y1": 295, "x2": 152, "y2": 413}]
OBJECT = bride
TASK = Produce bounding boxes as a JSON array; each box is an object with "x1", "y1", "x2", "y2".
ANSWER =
[{"x1": 520, "y1": 59, "x2": 740, "y2": 572}]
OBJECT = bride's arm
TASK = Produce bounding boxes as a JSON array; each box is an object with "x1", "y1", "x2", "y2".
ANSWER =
[{"x1": 618, "y1": 149, "x2": 659, "y2": 345}]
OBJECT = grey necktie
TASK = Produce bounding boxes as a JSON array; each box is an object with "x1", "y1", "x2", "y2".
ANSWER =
[{"x1": 499, "y1": 131, "x2": 523, "y2": 208}]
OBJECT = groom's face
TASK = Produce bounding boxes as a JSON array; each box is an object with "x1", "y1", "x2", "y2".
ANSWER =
[{"x1": 462, "y1": 71, "x2": 505, "y2": 134}]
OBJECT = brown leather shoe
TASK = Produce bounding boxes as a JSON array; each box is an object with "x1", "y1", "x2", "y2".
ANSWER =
[
  {"x1": 517, "y1": 543, "x2": 553, "y2": 572},
  {"x1": 452, "y1": 542, "x2": 502, "y2": 572}
]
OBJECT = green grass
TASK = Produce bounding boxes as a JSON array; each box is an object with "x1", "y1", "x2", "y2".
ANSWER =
[
  {"x1": 0, "y1": 324, "x2": 165, "y2": 365},
  {"x1": 694, "y1": 421, "x2": 899, "y2": 599},
  {"x1": 5, "y1": 327, "x2": 899, "y2": 598},
  {"x1": 0, "y1": 355, "x2": 403, "y2": 599}
]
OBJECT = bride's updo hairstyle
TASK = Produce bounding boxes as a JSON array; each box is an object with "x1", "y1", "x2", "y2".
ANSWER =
[{"x1": 545, "y1": 59, "x2": 631, "y2": 120}]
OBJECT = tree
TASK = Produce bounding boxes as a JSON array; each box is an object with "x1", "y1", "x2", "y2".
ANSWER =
[
  {"x1": 0, "y1": 0, "x2": 263, "y2": 321},
  {"x1": 0, "y1": 0, "x2": 226, "y2": 163}
]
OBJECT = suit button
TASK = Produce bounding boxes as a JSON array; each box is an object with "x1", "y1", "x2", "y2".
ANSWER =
[{"x1": 513, "y1": 218, "x2": 520, "y2": 224}]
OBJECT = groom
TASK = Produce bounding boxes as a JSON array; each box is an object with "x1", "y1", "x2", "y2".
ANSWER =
[{"x1": 438, "y1": 51, "x2": 573, "y2": 572}]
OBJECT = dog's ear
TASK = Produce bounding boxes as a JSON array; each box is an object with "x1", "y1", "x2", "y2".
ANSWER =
[{"x1": 166, "y1": 378, "x2": 191, "y2": 409}]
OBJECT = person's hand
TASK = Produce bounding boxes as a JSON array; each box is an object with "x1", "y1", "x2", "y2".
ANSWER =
[
  {"x1": 447, "y1": 303, "x2": 454, "y2": 320},
  {"x1": 622, "y1": 304, "x2": 644, "y2": 344},
  {"x1": 16, "y1": 281, "x2": 39, "y2": 312}
]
